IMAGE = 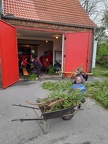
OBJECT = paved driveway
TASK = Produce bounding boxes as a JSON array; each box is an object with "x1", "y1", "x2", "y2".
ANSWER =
[{"x1": 0, "y1": 78, "x2": 108, "y2": 144}]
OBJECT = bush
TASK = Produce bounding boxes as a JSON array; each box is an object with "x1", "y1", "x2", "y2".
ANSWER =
[
  {"x1": 96, "y1": 43, "x2": 108, "y2": 65},
  {"x1": 47, "y1": 66, "x2": 55, "y2": 75}
]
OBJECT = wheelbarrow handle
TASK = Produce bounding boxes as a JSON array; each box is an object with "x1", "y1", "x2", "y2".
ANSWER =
[
  {"x1": 11, "y1": 118, "x2": 44, "y2": 122},
  {"x1": 12, "y1": 104, "x2": 39, "y2": 110}
]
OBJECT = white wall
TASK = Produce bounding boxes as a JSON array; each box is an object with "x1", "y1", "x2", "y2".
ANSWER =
[
  {"x1": 38, "y1": 41, "x2": 53, "y2": 57},
  {"x1": 53, "y1": 38, "x2": 62, "y2": 64},
  {"x1": 18, "y1": 39, "x2": 53, "y2": 58}
]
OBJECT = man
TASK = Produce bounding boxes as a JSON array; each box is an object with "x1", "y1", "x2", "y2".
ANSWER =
[
  {"x1": 72, "y1": 76, "x2": 86, "y2": 93},
  {"x1": 34, "y1": 56, "x2": 42, "y2": 79},
  {"x1": 71, "y1": 76, "x2": 86, "y2": 109}
]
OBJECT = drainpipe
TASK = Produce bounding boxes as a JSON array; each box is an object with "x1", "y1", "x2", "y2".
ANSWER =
[
  {"x1": 90, "y1": 28, "x2": 96, "y2": 73},
  {"x1": 62, "y1": 34, "x2": 64, "y2": 75},
  {"x1": 0, "y1": 0, "x2": 4, "y2": 19}
]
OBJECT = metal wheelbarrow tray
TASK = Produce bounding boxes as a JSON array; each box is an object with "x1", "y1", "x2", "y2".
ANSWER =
[{"x1": 42, "y1": 105, "x2": 75, "y2": 120}]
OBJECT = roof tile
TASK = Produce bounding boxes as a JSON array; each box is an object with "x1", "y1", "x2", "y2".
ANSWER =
[{"x1": 3, "y1": 0, "x2": 97, "y2": 28}]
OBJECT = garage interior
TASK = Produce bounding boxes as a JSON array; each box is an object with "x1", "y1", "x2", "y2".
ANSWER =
[{"x1": 17, "y1": 29, "x2": 62, "y2": 79}]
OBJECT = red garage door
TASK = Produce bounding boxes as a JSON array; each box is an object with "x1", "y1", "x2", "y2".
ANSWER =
[
  {"x1": 0, "y1": 20, "x2": 19, "y2": 88},
  {"x1": 63, "y1": 31, "x2": 91, "y2": 74}
]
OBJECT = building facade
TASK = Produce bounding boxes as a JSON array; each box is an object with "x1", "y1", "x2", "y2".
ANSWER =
[{"x1": 0, "y1": 0, "x2": 97, "y2": 88}]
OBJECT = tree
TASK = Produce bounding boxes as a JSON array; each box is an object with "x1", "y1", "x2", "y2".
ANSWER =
[
  {"x1": 94, "y1": 27, "x2": 106, "y2": 41},
  {"x1": 103, "y1": 10, "x2": 108, "y2": 27},
  {"x1": 80, "y1": 0, "x2": 103, "y2": 24},
  {"x1": 79, "y1": 0, "x2": 108, "y2": 26},
  {"x1": 80, "y1": 0, "x2": 108, "y2": 66},
  {"x1": 80, "y1": 0, "x2": 108, "y2": 41},
  {"x1": 101, "y1": 0, "x2": 108, "y2": 11}
]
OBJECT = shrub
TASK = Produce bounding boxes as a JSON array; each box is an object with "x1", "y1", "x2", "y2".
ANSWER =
[{"x1": 96, "y1": 43, "x2": 108, "y2": 65}]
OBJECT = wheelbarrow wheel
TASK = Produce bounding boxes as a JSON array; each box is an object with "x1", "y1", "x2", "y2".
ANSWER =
[{"x1": 62, "y1": 109, "x2": 75, "y2": 120}]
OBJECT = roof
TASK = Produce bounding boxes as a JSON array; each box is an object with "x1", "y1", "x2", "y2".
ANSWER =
[{"x1": 3, "y1": 0, "x2": 97, "y2": 28}]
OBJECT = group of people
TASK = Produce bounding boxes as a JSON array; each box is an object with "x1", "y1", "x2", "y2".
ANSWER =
[
  {"x1": 20, "y1": 55, "x2": 62, "y2": 78},
  {"x1": 21, "y1": 55, "x2": 42, "y2": 79}
]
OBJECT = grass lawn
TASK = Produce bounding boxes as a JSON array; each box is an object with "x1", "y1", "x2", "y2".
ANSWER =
[
  {"x1": 85, "y1": 81, "x2": 108, "y2": 108},
  {"x1": 92, "y1": 64, "x2": 108, "y2": 77}
]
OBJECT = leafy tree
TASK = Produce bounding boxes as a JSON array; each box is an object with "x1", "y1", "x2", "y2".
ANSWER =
[{"x1": 96, "y1": 43, "x2": 108, "y2": 65}]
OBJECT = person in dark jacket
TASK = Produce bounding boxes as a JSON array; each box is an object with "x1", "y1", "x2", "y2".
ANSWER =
[
  {"x1": 77, "y1": 67, "x2": 88, "y2": 82},
  {"x1": 72, "y1": 70, "x2": 85, "y2": 84},
  {"x1": 34, "y1": 56, "x2": 42, "y2": 79},
  {"x1": 54, "y1": 60, "x2": 61, "y2": 73}
]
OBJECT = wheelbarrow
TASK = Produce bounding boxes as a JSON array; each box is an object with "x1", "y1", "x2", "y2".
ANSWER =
[{"x1": 12, "y1": 99, "x2": 76, "y2": 134}]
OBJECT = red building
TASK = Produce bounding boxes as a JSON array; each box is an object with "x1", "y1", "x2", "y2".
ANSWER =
[{"x1": 0, "y1": 0, "x2": 97, "y2": 88}]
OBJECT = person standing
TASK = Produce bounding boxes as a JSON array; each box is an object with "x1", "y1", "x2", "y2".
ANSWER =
[
  {"x1": 21, "y1": 57, "x2": 29, "y2": 74},
  {"x1": 34, "y1": 56, "x2": 42, "y2": 79},
  {"x1": 21, "y1": 57, "x2": 29, "y2": 68}
]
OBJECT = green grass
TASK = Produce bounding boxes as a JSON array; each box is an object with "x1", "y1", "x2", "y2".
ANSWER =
[
  {"x1": 85, "y1": 81, "x2": 108, "y2": 108},
  {"x1": 92, "y1": 65, "x2": 108, "y2": 77}
]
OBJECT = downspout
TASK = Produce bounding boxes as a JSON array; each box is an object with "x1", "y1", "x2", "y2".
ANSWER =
[
  {"x1": 90, "y1": 28, "x2": 95, "y2": 74},
  {"x1": 62, "y1": 34, "x2": 64, "y2": 75}
]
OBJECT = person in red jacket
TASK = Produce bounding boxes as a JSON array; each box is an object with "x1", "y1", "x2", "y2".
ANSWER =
[
  {"x1": 21, "y1": 58, "x2": 29, "y2": 67},
  {"x1": 21, "y1": 58, "x2": 29, "y2": 73}
]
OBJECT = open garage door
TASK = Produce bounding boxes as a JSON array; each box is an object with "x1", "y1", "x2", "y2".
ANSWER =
[
  {"x1": 63, "y1": 31, "x2": 91, "y2": 74},
  {"x1": 0, "y1": 20, "x2": 19, "y2": 88}
]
